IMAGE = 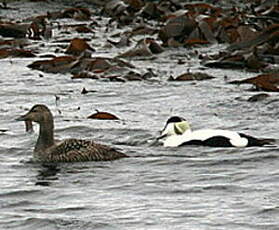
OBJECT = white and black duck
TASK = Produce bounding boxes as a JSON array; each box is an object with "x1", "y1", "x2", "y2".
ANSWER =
[{"x1": 158, "y1": 116, "x2": 275, "y2": 148}]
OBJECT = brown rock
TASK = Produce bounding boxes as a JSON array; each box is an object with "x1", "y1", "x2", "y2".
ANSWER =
[
  {"x1": 0, "y1": 48, "x2": 35, "y2": 58},
  {"x1": 75, "y1": 26, "x2": 94, "y2": 34},
  {"x1": 27, "y1": 56, "x2": 77, "y2": 73},
  {"x1": 118, "y1": 38, "x2": 163, "y2": 57},
  {"x1": 159, "y1": 15, "x2": 197, "y2": 45},
  {"x1": 62, "y1": 8, "x2": 91, "y2": 20},
  {"x1": 169, "y1": 72, "x2": 214, "y2": 81},
  {"x1": 0, "y1": 23, "x2": 29, "y2": 38},
  {"x1": 88, "y1": 110, "x2": 120, "y2": 120},
  {"x1": 229, "y1": 73, "x2": 279, "y2": 92},
  {"x1": 65, "y1": 38, "x2": 95, "y2": 56},
  {"x1": 72, "y1": 72, "x2": 98, "y2": 79},
  {"x1": 247, "y1": 93, "x2": 270, "y2": 102}
]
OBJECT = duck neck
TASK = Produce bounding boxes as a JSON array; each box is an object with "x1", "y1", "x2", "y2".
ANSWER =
[
  {"x1": 35, "y1": 117, "x2": 55, "y2": 152},
  {"x1": 184, "y1": 128, "x2": 192, "y2": 134},
  {"x1": 179, "y1": 127, "x2": 192, "y2": 137}
]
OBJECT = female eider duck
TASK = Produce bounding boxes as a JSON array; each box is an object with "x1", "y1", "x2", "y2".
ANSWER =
[
  {"x1": 16, "y1": 104, "x2": 127, "y2": 162},
  {"x1": 158, "y1": 116, "x2": 274, "y2": 148}
]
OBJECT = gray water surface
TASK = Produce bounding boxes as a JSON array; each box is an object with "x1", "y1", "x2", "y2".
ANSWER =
[{"x1": 1, "y1": 1, "x2": 279, "y2": 230}]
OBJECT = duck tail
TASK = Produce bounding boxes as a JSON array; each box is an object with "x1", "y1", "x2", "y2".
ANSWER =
[
  {"x1": 239, "y1": 133, "x2": 276, "y2": 147},
  {"x1": 259, "y1": 138, "x2": 277, "y2": 146}
]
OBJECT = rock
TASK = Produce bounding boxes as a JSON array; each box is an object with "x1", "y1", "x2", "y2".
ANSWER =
[
  {"x1": 229, "y1": 73, "x2": 279, "y2": 92},
  {"x1": 247, "y1": 93, "x2": 270, "y2": 102},
  {"x1": 65, "y1": 38, "x2": 95, "y2": 56},
  {"x1": 0, "y1": 23, "x2": 29, "y2": 38},
  {"x1": 88, "y1": 110, "x2": 120, "y2": 120},
  {"x1": 118, "y1": 38, "x2": 163, "y2": 57},
  {"x1": 0, "y1": 48, "x2": 35, "y2": 58},
  {"x1": 168, "y1": 72, "x2": 215, "y2": 81},
  {"x1": 27, "y1": 56, "x2": 77, "y2": 73}
]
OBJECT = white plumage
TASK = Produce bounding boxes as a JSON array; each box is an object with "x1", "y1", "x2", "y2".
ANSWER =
[
  {"x1": 163, "y1": 129, "x2": 248, "y2": 147},
  {"x1": 158, "y1": 116, "x2": 273, "y2": 148}
]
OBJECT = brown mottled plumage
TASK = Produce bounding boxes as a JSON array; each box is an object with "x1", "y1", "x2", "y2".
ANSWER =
[{"x1": 17, "y1": 104, "x2": 127, "y2": 163}]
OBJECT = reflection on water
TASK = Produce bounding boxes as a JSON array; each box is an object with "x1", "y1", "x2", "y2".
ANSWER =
[{"x1": 35, "y1": 164, "x2": 60, "y2": 186}]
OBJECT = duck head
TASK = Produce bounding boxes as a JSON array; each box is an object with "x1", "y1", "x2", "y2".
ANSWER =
[
  {"x1": 16, "y1": 104, "x2": 53, "y2": 124},
  {"x1": 157, "y1": 116, "x2": 190, "y2": 140}
]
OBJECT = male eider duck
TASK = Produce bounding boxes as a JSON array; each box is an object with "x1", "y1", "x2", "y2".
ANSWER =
[
  {"x1": 158, "y1": 116, "x2": 274, "y2": 148},
  {"x1": 16, "y1": 104, "x2": 127, "y2": 162}
]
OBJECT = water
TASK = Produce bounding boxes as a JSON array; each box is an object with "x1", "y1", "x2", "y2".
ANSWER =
[{"x1": 1, "y1": 1, "x2": 279, "y2": 230}]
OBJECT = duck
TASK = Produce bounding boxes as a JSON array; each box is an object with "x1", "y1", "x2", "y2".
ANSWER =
[
  {"x1": 157, "y1": 116, "x2": 275, "y2": 148},
  {"x1": 16, "y1": 104, "x2": 127, "y2": 162}
]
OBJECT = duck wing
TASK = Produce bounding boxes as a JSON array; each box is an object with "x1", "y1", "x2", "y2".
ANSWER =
[
  {"x1": 45, "y1": 139, "x2": 127, "y2": 162},
  {"x1": 181, "y1": 129, "x2": 248, "y2": 147}
]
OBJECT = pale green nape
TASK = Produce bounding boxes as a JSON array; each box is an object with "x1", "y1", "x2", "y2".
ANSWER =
[{"x1": 174, "y1": 121, "x2": 191, "y2": 135}]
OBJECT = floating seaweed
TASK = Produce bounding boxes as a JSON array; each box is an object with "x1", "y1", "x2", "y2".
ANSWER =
[
  {"x1": 229, "y1": 73, "x2": 279, "y2": 92},
  {"x1": 88, "y1": 110, "x2": 120, "y2": 120},
  {"x1": 169, "y1": 72, "x2": 214, "y2": 81}
]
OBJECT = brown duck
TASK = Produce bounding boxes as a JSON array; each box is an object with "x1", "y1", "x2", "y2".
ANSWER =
[{"x1": 17, "y1": 104, "x2": 127, "y2": 163}]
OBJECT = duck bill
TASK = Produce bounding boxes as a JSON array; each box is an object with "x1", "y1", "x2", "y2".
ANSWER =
[
  {"x1": 16, "y1": 113, "x2": 34, "y2": 133},
  {"x1": 156, "y1": 126, "x2": 169, "y2": 140},
  {"x1": 15, "y1": 113, "x2": 29, "y2": 121},
  {"x1": 15, "y1": 108, "x2": 34, "y2": 121},
  {"x1": 156, "y1": 134, "x2": 167, "y2": 140}
]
